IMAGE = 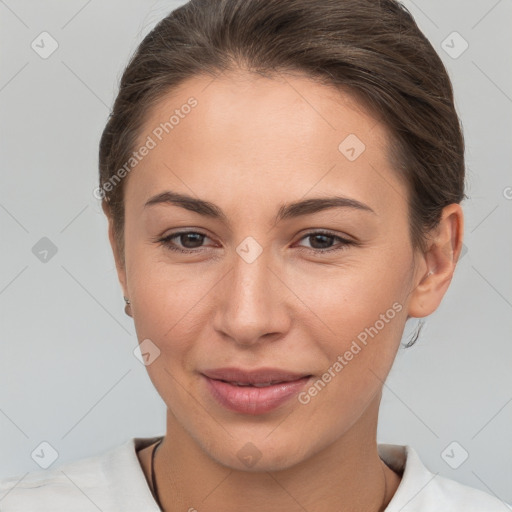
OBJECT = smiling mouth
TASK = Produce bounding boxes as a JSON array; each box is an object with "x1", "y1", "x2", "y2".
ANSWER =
[
  {"x1": 201, "y1": 366, "x2": 312, "y2": 384},
  {"x1": 200, "y1": 367, "x2": 313, "y2": 414}
]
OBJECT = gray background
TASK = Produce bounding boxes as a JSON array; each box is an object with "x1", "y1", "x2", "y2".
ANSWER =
[{"x1": 1, "y1": 0, "x2": 511, "y2": 506}]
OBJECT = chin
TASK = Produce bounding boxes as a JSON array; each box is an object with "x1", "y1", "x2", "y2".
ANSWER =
[
  {"x1": 223, "y1": 447, "x2": 307, "y2": 473},
  {"x1": 202, "y1": 431, "x2": 317, "y2": 473}
]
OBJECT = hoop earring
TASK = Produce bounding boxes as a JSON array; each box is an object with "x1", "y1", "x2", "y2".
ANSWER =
[
  {"x1": 124, "y1": 296, "x2": 133, "y2": 317},
  {"x1": 401, "y1": 318, "x2": 426, "y2": 348}
]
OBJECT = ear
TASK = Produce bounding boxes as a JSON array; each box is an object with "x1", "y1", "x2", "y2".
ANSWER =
[
  {"x1": 408, "y1": 203, "x2": 464, "y2": 318},
  {"x1": 102, "y1": 200, "x2": 128, "y2": 298}
]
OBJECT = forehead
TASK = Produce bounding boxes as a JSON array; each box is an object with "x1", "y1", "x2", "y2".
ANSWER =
[{"x1": 127, "y1": 70, "x2": 407, "y2": 216}]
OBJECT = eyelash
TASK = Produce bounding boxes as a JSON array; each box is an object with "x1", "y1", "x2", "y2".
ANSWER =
[{"x1": 156, "y1": 230, "x2": 356, "y2": 255}]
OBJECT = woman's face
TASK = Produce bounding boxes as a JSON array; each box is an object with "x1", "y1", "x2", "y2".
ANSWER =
[{"x1": 112, "y1": 71, "x2": 429, "y2": 470}]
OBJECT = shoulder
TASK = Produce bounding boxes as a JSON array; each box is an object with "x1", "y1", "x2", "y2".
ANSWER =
[
  {"x1": 379, "y1": 443, "x2": 511, "y2": 511},
  {"x1": 422, "y1": 471, "x2": 511, "y2": 511},
  {"x1": 0, "y1": 437, "x2": 162, "y2": 512}
]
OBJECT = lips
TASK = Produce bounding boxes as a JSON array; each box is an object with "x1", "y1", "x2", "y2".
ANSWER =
[{"x1": 201, "y1": 367, "x2": 313, "y2": 414}]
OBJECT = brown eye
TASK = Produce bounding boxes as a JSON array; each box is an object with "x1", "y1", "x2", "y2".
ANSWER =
[
  {"x1": 296, "y1": 231, "x2": 355, "y2": 254},
  {"x1": 158, "y1": 231, "x2": 211, "y2": 253}
]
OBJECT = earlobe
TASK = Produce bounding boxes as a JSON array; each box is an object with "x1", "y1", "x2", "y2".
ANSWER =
[{"x1": 407, "y1": 204, "x2": 464, "y2": 318}]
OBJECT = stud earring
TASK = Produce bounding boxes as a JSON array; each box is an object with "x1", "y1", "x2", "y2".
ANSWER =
[{"x1": 124, "y1": 296, "x2": 132, "y2": 317}]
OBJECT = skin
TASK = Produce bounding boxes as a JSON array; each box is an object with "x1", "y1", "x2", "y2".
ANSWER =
[{"x1": 104, "y1": 70, "x2": 463, "y2": 512}]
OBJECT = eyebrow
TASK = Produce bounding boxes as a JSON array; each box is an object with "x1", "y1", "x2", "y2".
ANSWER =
[{"x1": 144, "y1": 190, "x2": 375, "y2": 224}]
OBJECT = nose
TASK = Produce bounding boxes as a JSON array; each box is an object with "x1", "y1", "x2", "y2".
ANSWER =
[{"x1": 212, "y1": 244, "x2": 292, "y2": 348}]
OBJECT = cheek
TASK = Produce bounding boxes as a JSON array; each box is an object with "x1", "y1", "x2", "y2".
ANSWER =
[
  {"x1": 284, "y1": 253, "x2": 411, "y2": 411},
  {"x1": 129, "y1": 265, "x2": 208, "y2": 350},
  {"x1": 127, "y1": 261, "x2": 210, "y2": 407},
  {"x1": 286, "y1": 250, "x2": 410, "y2": 342},
  {"x1": 125, "y1": 245, "x2": 230, "y2": 384},
  {"x1": 293, "y1": 267, "x2": 407, "y2": 438}
]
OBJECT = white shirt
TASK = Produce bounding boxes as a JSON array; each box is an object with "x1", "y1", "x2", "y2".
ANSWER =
[{"x1": 0, "y1": 436, "x2": 509, "y2": 511}]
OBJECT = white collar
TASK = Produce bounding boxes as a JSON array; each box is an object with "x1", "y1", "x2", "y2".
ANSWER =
[{"x1": 1, "y1": 437, "x2": 508, "y2": 511}]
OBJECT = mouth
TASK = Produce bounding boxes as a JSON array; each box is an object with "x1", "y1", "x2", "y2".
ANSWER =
[
  {"x1": 200, "y1": 367, "x2": 313, "y2": 414},
  {"x1": 201, "y1": 367, "x2": 312, "y2": 384},
  {"x1": 219, "y1": 380, "x2": 293, "y2": 387}
]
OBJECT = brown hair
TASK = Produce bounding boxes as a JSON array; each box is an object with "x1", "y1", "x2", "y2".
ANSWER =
[{"x1": 99, "y1": 0, "x2": 465, "y2": 267}]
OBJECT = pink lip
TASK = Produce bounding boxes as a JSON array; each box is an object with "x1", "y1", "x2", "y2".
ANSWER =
[{"x1": 201, "y1": 367, "x2": 312, "y2": 415}]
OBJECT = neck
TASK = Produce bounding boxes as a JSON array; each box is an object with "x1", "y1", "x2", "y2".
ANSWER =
[{"x1": 143, "y1": 394, "x2": 401, "y2": 512}]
